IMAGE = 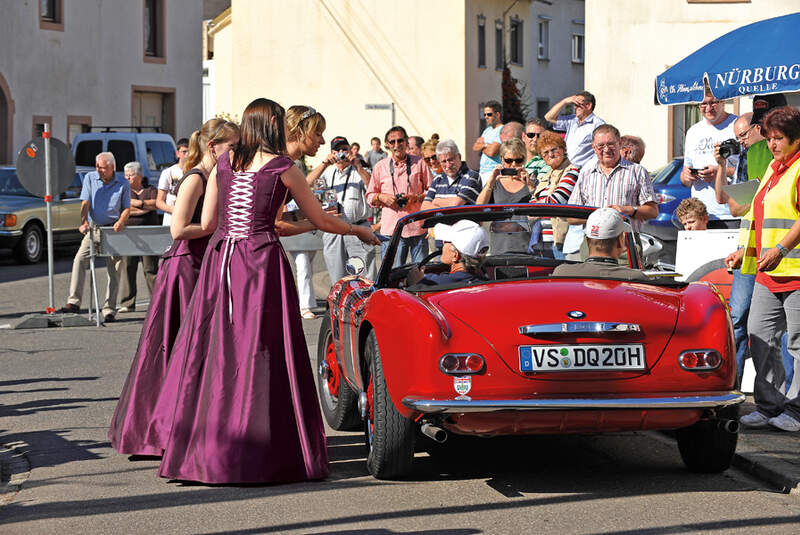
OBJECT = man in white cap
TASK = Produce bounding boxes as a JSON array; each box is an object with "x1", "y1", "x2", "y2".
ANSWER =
[
  {"x1": 406, "y1": 219, "x2": 489, "y2": 286},
  {"x1": 553, "y1": 208, "x2": 648, "y2": 280}
]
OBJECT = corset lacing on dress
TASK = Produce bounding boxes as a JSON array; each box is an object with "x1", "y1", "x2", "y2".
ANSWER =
[{"x1": 220, "y1": 171, "x2": 255, "y2": 320}]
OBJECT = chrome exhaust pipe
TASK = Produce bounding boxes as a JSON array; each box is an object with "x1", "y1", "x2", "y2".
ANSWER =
[
  {"x1": 420, "y1": 423, "x2": 447, "y2": 443},
  {"x1": 717, "y1": 418, "x2": 739, "y2": 434}
]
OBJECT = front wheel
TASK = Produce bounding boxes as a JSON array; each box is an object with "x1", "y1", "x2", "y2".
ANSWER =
[
  {"x1": 364, "y1": 330, "x2": 415, "y2": 479},
  {"x1": 15, "y1": 224, "x2": 43, "y2": 264},
  {"x1": 316, "y1": 315, "x2": 360, "y2": 430},
  {"x1": 676, "y1": 405, "x2": 739, "y2": 473}
]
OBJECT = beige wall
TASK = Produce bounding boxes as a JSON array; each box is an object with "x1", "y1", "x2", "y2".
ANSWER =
[{"x1": 585, "y1": 0, "x2": 800, "y2": 170}]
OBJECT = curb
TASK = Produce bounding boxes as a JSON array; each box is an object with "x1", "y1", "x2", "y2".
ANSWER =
[
  {"x1": 732, "y1": 450, "x2": 800, "y2": 494},
  {"x1": 0, "y1": 442, "x2": 31, "y2": 506}
]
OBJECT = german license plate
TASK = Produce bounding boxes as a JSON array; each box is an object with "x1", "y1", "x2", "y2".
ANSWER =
[{"x1": 518, "y1": 344, "x2": 645, "y2": 372}]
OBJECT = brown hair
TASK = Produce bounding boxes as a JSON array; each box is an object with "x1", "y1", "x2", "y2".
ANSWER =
[
  {"x1": 537, "y1": 131, "x2": 566, "y2": 153},
  {"x1": 762, "y1": 106, "x2": 800, "y2": 144},
  {"x1": 232, "y1": 98, "x2": 287, "y2": 172},
  {"x1": 286, "y1": 105, "x2": 326, "y2": 142},
  {"x1": 675, "y1": 197, "x2": 708, "y2": 221},
  {"x1": 184, "y1": 118, "x2": 240, "y2": 172},
  {"x1": 421, "y1": 133, "x2": 440, "y2": 156}
]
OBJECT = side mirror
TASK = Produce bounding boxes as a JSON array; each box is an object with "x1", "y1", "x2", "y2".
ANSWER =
[{"x1": 345, "y1": 256, "x2": 365, "y2": 276}]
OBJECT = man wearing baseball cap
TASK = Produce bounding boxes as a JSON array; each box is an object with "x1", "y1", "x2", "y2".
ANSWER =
[
  {"x1": 553, "y1": 208, "x2": 648, "y2": 280},
  {"x1": 406, "y1": 219, "x2": 489, "y2": 286}
]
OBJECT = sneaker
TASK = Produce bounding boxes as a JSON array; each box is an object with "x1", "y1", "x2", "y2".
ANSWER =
[
  {"x1": 58, "y1": 303, "x2": 79, "y2": 314},
  {"x1": 103, "y1": 313, "x2": 116, "y2": 323},
  {"x1": 740, "y1": 410, "x2": 771, "y2": 427},
  {"x1": 768, "y1": 413, "x2": 800, "y2": 432},
  {"x1": 300, "y1": 309, "x2": 316, "y2": 320},
  {"x1": 117, "y1": 306, "x2": 134, "y2": 313}
]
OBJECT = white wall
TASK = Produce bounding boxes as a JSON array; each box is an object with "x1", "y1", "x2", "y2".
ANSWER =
[
  {"x1": 0, "y1": 0, "x2": 202, "y2": 161},
  {"x1": 585, "y1": 0, "x2": 800, "y2": 170}
]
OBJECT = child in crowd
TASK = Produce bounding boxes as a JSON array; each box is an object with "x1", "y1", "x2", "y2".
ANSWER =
[{"x1": 675, "y1": 197, "x2": 708, "y2": 231}]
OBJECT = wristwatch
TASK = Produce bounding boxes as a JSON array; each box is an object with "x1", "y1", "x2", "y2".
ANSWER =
[
  {"x1": 631, "y1": 206, "x2": 638, "y2": 219},
  {"x1": 776, "y1": 243, "x2": 790, "y2": 257}
]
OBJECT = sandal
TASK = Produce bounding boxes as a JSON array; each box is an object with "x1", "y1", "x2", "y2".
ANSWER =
[{"x1": 300, "y1": 309, "x2": 316, "y2": 320}]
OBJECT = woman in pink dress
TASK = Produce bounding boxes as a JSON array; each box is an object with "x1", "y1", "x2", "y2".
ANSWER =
[
  {"x1": 109, "y1": 119, "x2": 240, "y2": 456},
  {"x1": 151, "y1": 98, "x2": 379, "y2": 484}
]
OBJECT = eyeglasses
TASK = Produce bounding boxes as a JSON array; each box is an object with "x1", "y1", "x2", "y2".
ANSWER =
[
  {"x1": 699, "y1": 100, "x2": 721, "y2": 109},
  {"x1": 540, "y1": 147, "x2": 562, "y2": 157},
  {"x1": 736, "y1": 124, "x2": 757, "y2": 142},
  {"x1": 593, "y1": 143, "x2": 619, "y2": 151},
  {"x1": 387, "y1": 138, "x2": 406, "y2": 145},
  {"x1": 503, "y1": 157, "x2": 524, "y2": 164},
  {"x1": 525, "y1": 132, "x2": 541, "y2": 139},
  {"x1": 424, "y1": 155, "x2": 438, "y2": 163}
]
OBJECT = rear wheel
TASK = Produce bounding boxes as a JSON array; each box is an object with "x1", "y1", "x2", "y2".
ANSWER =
[
  {"x1": 316, "y1": 315, "x2": 360, "y2": 430},
  {"x1": 364, "y1": 330, "x2": 415, "y2": 479},
  {"x1": 15, "y1": 223, "x2": 43, "y2": 264},
  {"x1": 676, "y1": 405, "x2": 739, "y2": 473}
]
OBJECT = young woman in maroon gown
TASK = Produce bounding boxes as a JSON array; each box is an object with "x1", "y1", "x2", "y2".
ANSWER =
[
  {"x1": 149, "y1": 98, "x2": 379, "y2": 484},
  {"x1": 108, "y1": 119, "x2": 240, "y2": 455}
]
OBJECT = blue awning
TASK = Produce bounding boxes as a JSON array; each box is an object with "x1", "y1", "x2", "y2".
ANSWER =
[{"x1": 655, "y1": 13, "x2": 800, "y2": 105}]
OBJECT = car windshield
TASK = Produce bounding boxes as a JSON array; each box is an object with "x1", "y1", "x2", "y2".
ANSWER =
[
  {"x1": 651, "y1": 159, "x2": 682, "y2": 185},
  {"x1": 376, "y1": 204, "x2": 676, "y2": 290},
  {"x1": 0, "y1": 169, "x2": 33, "y2": 197}
]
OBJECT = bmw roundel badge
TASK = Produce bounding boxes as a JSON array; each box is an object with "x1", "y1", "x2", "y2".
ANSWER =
[{"x1": 567, "y1": 310, "x2": 586, "y2": 319}]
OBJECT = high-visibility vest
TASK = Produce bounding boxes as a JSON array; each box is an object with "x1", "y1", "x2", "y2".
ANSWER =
[{"x1": 739, "y1": 156, "x2": 800, "y2": 276}]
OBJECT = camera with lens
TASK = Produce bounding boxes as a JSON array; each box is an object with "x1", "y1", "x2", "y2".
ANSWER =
[
  {"x1": 718, "y1": 138, "x2": 741, "y2": 160},
  {"x1": 395, "y1": 193, "x2": 409, "y2": 209},
  {"x1": 336, "y1": 151, "x2": 349, "y2": 162}
]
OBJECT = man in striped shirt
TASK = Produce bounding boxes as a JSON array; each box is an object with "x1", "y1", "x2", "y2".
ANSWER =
[
  {"x1": 420, "y1": 139, "x2": 482, "y2": 210},
  {"x1": 567, "y1": 124, "x2": 657, "y2": 233}
]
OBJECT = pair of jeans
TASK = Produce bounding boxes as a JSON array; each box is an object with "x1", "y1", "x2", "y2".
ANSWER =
[
  {"x1": 380, "y1": 234, "x2": 429, "y2": 266},
  {"x1": 729, "y1": 269, "x2": 756, "y2": 381},
  {"x1": 748, "y1": 283, "x2": 800, "y2": 420}
]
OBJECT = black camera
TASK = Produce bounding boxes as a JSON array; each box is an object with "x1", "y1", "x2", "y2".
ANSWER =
[
  {"x1": 395, "y1": 194, "x2": 409, "y2": 209},
  {"x1": 718, "y1": 138, "x2": 741, "y2": 160}
]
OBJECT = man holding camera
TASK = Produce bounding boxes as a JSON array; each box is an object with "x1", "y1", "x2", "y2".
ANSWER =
[
  {"x1": 680, "y1": 90, "x2": 739, "y2": 224},
  {"x1": 307, "y1": 136, "x2": 376, "y2": 282},
  {"x1": 367, "y1": 126, "x2": 433, "y2": 264}
]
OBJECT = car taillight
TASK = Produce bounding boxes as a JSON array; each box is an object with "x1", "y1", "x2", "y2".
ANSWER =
[
  {"x1": 654, "y1": 192, "x2": 676, "y2": 204},
  {"x1": 439, "y1": 354, "x2": 485, "y2": 375},
  {"x1": 679, "y1": 350, "x2": 722, "y2": 371},
  {"x1": 1, "y1": 214, "x2": 16, "y2": 227}
]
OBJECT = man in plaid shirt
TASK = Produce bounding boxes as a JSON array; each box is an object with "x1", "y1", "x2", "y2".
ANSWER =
[{"x1": 567, "y1": 124, "x2": 657, "y2": 233}]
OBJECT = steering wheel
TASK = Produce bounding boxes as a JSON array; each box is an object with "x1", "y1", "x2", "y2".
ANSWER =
[
  {"x1": 416, "y1": 249, "x2": 443, "y2": 271},
  {"x1": 387, "y1": 249, "x2": 443, "y2": 285}
]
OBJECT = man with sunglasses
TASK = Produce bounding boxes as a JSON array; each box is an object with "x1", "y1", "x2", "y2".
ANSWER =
[
  {"x1": 367, "y1": 126, "x2": 433, "y2": 264},
  {"x1": 472, "y1": 100, "x2": 504, "y2": 187},
  {"x1": 523, "y1": 118, "x2": 551, "y2": 181},
  {"x1": 680, "y1": 90, "x2": 738, "y2": 223},
  {"x1": 544, "y1": 91, "x2": 604, "y2": 167}
]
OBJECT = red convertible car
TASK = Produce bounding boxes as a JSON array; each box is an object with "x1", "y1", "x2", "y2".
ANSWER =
[{"x1": 316, "y1": 204, "x2": 744, "y2": 479}]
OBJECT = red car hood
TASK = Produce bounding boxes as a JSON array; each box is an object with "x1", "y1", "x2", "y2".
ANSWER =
[{"x1": 426, "y1": 279, "x2": 682, "y2": 380}]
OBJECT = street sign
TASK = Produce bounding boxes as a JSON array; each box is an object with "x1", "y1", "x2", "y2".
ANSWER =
[
  {"x1": 16, "y1": 136, "x2": 76, "y2": 197},
  {"x1": 365, "y1": 104, "x2": 393, "y2": 110}
]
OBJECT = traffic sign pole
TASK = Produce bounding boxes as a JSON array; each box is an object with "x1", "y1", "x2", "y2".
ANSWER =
[{"x1": 43, "y1": 124, "x2": 55, "y2": 314}]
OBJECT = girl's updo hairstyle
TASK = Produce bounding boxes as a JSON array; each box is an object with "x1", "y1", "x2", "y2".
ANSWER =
[
  {"x1": 183, "y1": 118, "x2": 240, "y2": 172},
  {"x1": 286, "y1": 105, "x2": 327, "y2": 141},
  {"x1": 232, "y1": 98, "x2": 287, "y2": 172},
  {"x1": 421, "y1": 133, "x2": 440, "y2": 155}
]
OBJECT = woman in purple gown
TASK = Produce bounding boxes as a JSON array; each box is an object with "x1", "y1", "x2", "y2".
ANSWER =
[
  {"x1": 108, "y1": 119, "x2": 240, "y2": 456},
  {"x1": 149, "y1": 98, "x2": 379, "y2": 484}
]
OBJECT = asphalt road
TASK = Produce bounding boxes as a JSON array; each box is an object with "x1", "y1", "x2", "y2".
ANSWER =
[{"x1": 1, "y1": 258, "x2": 800, "y2": 534}]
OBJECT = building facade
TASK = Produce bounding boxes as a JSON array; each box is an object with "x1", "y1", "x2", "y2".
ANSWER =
[
  {"x1": 585, "y1": 0, "x2": 800, "y2": 170},
  {"x1": 0, "y1": 0, "x2": 203, "y2": 164},
  {"x1": 204, "y1": 0, "x2": 584, "y2": 170}
]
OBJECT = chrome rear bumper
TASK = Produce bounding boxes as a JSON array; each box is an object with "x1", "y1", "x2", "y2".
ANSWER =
[{"x1": 402, "y1": 392, "x2": 745, "y2": 414}]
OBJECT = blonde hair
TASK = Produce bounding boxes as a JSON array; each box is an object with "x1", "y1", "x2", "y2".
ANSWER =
[
  {"x1": 286, "y1": 105, "x2": 327, "y2": 142},
  {"x1": 499, "y1": 138, "x2": 526, "y2": 159},
  {"x1": 184, "y1": 118, "x2": 240, "y2": 172},
  {"x1": 421, "y1": 133, "x2": 440, "y2": 156}
]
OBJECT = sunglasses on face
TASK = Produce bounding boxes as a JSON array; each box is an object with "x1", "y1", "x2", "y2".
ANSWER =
[
  {"x1": 424, "y1": 155, "x2": 438, "y2": 163},
  {"x1": 504, "y1": 157, "x2": 524, "y2": 164},
  {"x1": 484, "y1": 112, "x2": 494, "y2": 117},
  {"x1": 387, "y1": 138, "x2": 406, "y2": 145},
  {"x1": 525, "y1": 132, "x2": 540, "y2": 139}
]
